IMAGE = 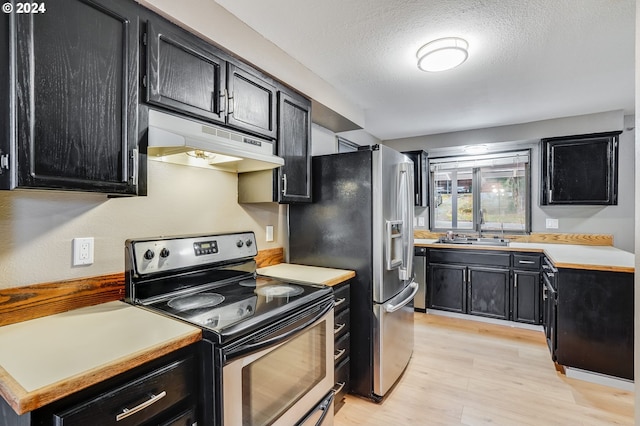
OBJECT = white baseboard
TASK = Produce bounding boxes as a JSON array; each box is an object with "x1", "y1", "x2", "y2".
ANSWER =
[
  {"x1": 424, "y1": 309, "x2": 544, "y2": 332},
  {"x1": 564, "y1": 367, "x2": 634, "y2": 391}
]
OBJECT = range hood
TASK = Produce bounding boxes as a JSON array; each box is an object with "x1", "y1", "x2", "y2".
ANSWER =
[{"x1": 147, "y1": 109, "x2": 284, "y2": 173}]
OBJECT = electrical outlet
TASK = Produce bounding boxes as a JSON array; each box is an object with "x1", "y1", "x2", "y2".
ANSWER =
[
  {"x1": 545, "y1": 218, "x2": 559, "y2": 229},
  {"x1": 73, "y1": 237, "x2": 94, "y2": 266},
  {"x1": 265, "y1": 225, "x2": 274, "y2": 242}
]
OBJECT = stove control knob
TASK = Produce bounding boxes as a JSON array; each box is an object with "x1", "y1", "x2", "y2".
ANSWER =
[
  {"x1": 143, "y1": 249, "x2": 155, "y2": 260},
  {"x1": 245, "y1": 239, "x2": 253, "y2": 247},
  {"x1": 236, "y1": 240, "x2": 244, "y2": 248},
  {"x1": 160, "y1": 248, "x2": 170, "y2": 258}
]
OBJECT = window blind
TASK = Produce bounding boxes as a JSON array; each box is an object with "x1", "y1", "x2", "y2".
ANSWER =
[{"x1": 429, "y1": 150, "x2": 530, "y2": 171}]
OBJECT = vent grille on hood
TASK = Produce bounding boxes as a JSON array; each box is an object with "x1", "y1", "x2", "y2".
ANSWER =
[{"x1": 147, "y1": 109, "x2": 284, "y2": 173}]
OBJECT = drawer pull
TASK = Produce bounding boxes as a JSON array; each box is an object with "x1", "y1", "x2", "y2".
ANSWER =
[
  {"x1": 334, "y1": 323, "x2": 346, "y2": 335},
  {"x1": 334, "y1": 348, "x2": 346, "y2": 361},
  {"x1": 333, "y1": 381, "x2": 346, "y2": 394},
  {"x1": 518, "y1": 260, "x2": 536, "y2": 264},
  {"x1": 116, "y1": 391, "x2": 167, "y2": 422},
  {"x1": 334, "y1": 297, "x2": 346, "y2": 308}
]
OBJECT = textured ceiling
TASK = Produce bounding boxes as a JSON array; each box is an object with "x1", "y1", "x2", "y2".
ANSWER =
[{"x1": 213, "y1": 0, "x2": 635, "y2": 140}]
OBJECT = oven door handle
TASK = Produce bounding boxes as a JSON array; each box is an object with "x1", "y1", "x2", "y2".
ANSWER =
[{"x1": 224, "y1": 299, "x2": 333, "y2": 362}]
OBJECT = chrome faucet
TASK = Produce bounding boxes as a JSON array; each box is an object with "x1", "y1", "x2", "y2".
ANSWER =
[{"x1": 477, "y1": 209, "x2": 485, "y2": 237}]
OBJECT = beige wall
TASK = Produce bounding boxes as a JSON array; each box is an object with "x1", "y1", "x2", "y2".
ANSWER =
[{"x1": 0, "y1": 161, "x2": 284, "y2": 289}]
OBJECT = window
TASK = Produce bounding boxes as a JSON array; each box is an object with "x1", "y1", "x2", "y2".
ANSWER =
[
  {"x1": 336, "y1": 136, "x2": 359, "y2": 153},
  {"x1": 430, "y1": 150, "x2": 530, "y2": 233}
]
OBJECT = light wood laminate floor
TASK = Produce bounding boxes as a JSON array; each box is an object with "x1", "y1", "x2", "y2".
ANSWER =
[{"x1": 335, "y1": 313, "x2": 633, "y2": 425}]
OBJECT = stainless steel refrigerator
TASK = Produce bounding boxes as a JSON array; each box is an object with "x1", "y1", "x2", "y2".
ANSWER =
[{"x1": 288, "y1": 144, "x2": 417, "y2": 401}]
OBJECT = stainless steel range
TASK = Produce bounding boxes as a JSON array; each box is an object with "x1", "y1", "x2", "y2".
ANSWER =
[{"x1": 125, "y1": 232, "x2": 335, "y2": 426}]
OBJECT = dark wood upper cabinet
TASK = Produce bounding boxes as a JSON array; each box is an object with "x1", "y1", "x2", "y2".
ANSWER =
[
  {"x1": 402, "y1": 150, "x2": 428, "y2": 207},
  {"x1": 144, "y1": 16, "x2": 277, "y2": 141},
  {"x1": 145, "y1": 17, "x2": 227, "y2": 125},
  {"x1": 276, "y1": 88, "x2": 312, "y2": 203},
  {"x1": 5, "y1": 0, "x2": 141, "y2": 194},
  {"x1": 541, "y1": 132, "x2": 620, "y2": 205},
  {"x1": 227, "y1": 64, "x2": 277, "y2": 139}
]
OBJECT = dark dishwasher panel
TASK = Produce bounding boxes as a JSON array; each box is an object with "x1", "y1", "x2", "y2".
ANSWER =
[{"x1": 414, "y1": 246, "x2": 427, "y2": 311}]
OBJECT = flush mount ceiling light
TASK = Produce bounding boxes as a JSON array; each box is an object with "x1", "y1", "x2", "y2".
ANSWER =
[
  {"x1": 417, "y1": 37, "x2": 469, "y2": 72},
  {"x1": 463, "y1": 144, "x2": 489, "y2": 154}
]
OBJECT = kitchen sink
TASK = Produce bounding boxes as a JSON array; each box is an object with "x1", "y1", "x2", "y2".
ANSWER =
[{"x1": 436, "y1": 236, "x2": 510, "y2": 247}]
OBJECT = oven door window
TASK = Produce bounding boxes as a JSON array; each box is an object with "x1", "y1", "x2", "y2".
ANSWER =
[{"x1": 242, "y1": 321, "x2": 327, "y2": 425}]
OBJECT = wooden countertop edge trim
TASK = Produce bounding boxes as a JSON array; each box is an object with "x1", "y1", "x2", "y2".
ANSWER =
[
  {"x1": 0, "y1": 365, "x2": 28, "y2": 416},
  {"x1": 3, "y1": 330, "x2": 202, "y2": 415},
  {"x1": 553, "y1": 263, "x2": 635, "y2": 274},
  {"x1": 321, "y1": 271, "x2": 356, "y2": 286}
]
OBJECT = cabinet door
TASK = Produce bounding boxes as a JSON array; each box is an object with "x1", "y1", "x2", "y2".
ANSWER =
[
  {"x1": 512, "y1": 270, "x2": 541, "y2": 324},
  {"x1": 0, "y1": 11, "x2": 9, "y2": 189},
  {"x1": 541, "y1": 132, "x2": 619, "y2": 205},
  {"x1": 277, "y1": 89, "x2": 312, "y2": 203},
  {"x1": 428, "y1": 263, "x2": 466, "y2": 313},
  {"x1": 12, "y1": 0, "x2": 139, "y2": 194},
  {"x1": 467, "y1": 267, "x2": 510, "y2": 320},
  {"x1": 227, "y1": 64, "x2": 277, "y2": 139},
  {"x1": 145, "y1": 17, "x2": 226, "y2": 124}
]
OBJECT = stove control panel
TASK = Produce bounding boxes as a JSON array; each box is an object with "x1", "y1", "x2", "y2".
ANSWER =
[{"x1": 128, "y1": 232, "x2": 258, "y2": 275}]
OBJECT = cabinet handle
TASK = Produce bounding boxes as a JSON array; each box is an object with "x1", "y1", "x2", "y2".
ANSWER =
[
  {"x1": 543, "y1": 284, "x2": 548, "y2": 301},
  {"x1": 219, "y1": 89, "x2": 227, "y2": 114},
  {"x1": 281, "y1": 173, "x2": 288, "y2": 195},
  {"x1": 228, "y1": 91, "x2": 234, "y2": 115},
  {"x1": 334, "y1": 348, "x2": 346, "y2": 361},
  {"x1": 518, "y1": 260, "x2": 536, "y2": 265},
  {"x1": 115, "y1": 391, "x2": 167, "y2": 422},
  {"x1": 333, "y1": 381, "x2": 346, "y2": 395},
  {"x1": 334, "y1": 323, "x2": 346, "y2": 335},
  {"x1": 334, "y1": 297, "x2": 346, "y2": 308},
  {"x1": 514, "y1": 275, "x2": 518, "y2": 289},
  {"x1": 131, "y1": 148, "x2": 138, "y2": 186}
]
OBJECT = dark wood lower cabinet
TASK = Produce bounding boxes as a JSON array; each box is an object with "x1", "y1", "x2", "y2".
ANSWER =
[
  {"x1": 0, "y1": 344, "x2": 201, "y2": 426},
  {"x1": 555, "y1": 268, "x2": 634, "y2": 380},
  {"x1": 467, "y1": 267, "x2": 510, "y2": 320},
  {"x1": 513, "y1": 270, "x2": 541, "y2": 324},
  {"x1": 427, "y1": 249, "x2": 541, "y2": 325},
  {"x1": 332, "y1": 281, "x2": 351, "y2": 412},
  {"x1": 428, "y1": 263, "x2": 466, "y2": 313}
]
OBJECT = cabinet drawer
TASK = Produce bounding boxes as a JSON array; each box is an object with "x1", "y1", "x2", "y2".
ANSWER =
[
  {"x1": 334, "y1": 308, "x2": 350, "y2": 339},
  {"x1": 334, "y1": 332, "x2": 350, "y2": 366},
  {"x1": 333, "y1": 357, "x2": 350, "y2": 402},
  {"x1": 333, "y1": 284, "x2": 350, "y2": 313},
  {"x1": 53, "y1": 355, "x2": 196, "y2": 426},
  {"x1": 514, "y1": 254, "x2": 541, "y2": 270},
  {"x1": 429, "y1": 249, "x2": 510, "y2": 267}
]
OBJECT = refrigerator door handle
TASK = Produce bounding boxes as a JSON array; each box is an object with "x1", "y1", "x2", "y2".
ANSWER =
[
  {"x1": 384, "y1": 280, "x2": 419, "y2": 313},
  {"x1": 398, "y1": 162, "x2": 413, "y2": 281}
]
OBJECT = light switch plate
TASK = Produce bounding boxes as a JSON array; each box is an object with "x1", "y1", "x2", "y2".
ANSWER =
[
  {"x1": 73, "y1": 237, "x2": 94, "y2": 266},
  {"x1": 265, "y1": 225, "x2": 274, "y2": 242},
  {"x1": 545, "y1": 218, "x2": 559, "y2": 229},
  {"x1": 418, "y1": 217, "x2": 425, "y2": 227}
]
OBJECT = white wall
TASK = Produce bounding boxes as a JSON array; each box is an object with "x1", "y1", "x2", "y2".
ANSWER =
[
  {"x1": 0, "y1": 161, "x2": 284, "y2": 289},
  {"x1": 385, "y1": 110, "x2": 635, "y2": 252}
]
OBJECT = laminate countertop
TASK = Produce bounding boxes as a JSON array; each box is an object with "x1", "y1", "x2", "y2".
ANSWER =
[
  {"x1": 415, "y1": 239, "x2": 634, "y2": 273},
  {"x1": 257, "y1": 263, "x2": 355, "y2": 287},
  {"x1": 0, "y1": 301, "x2": 201, "y2": 415}
]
